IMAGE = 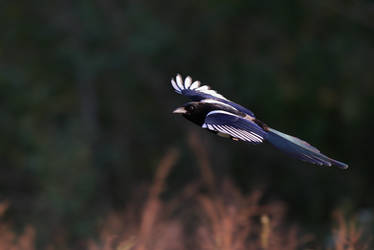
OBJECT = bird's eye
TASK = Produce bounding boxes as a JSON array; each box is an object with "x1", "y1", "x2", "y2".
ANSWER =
[{"x1": 188, "y1": 105, "x2": 195, "y2": 111}]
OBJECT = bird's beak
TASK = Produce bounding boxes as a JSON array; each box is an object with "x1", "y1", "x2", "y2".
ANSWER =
[{"x1": 172, "y1": 106, "x2": 187, "y2": 114}]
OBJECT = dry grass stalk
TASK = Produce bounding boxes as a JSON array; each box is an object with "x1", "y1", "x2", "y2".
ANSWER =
[
  {"x1": 196, "y1": 181, "x2": 261, "y2": 250},
  {"x1": 260, "y1": 214, "x2": 270, "y2": 249},
  {"x1": 88, "y1": 148, "x2": 185, "y2": 250},
  {"x1": 330, "y1": 210, "x2": 371, "y2": 250},
  {"x1": 0, "y1": 202, "x2": 35, "y2": 250},
  {"x1": 196, "y1": 180, "x2": 311, "y2": 250},
  {"x1": 135, "y1": 148, "x2": 180, "y2": 250}
]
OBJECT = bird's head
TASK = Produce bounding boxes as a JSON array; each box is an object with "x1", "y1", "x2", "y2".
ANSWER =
[
  {"x1": 172, "y1": 102, "x2": 200, "y2": 115},
  {"x1": 172, "y1": 102, "x2": 211, "y2": 126}
]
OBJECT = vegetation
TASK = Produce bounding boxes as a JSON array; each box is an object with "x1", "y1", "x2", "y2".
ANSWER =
[{"x1": 0, "y1": 134, "x2": 371, "y2": 249}]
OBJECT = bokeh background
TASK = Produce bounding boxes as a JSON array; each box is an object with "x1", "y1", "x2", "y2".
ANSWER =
[{"x1": 1, "y1": 0, "x2": 373, "y2": 249}]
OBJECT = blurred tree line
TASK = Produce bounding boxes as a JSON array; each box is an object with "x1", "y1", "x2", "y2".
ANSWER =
[{"x1": 0, "y1": 0, "x2": 373, "y2": 247}]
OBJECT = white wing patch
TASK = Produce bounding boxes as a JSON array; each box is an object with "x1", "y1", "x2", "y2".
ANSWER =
[
  {"x1": 202, "y1": 110, "x2": 264, "y2": 143},
  {"x1": 171, "y1": 74, "x2": 228, "y2": 100}
]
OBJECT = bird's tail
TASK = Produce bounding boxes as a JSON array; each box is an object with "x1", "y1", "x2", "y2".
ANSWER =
[{"x1": 265, "y1": 128, "x2": 348, "y2": 169}]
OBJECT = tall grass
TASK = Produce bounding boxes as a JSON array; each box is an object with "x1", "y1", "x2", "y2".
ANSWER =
[{"x1": 0, "y1": 133, "x2": 371, "y2": 249}]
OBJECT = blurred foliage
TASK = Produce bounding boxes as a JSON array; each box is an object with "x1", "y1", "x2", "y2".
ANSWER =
[{"x1": 0, "y1": 0, "x2": 373, "y2": 248}]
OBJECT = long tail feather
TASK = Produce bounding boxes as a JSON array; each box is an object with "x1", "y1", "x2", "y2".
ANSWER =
[{"x1": 265, "y1": 128, "x2": 348, "y2": 169}]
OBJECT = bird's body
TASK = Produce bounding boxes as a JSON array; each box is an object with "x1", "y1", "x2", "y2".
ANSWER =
[{"x1": 171, "y1": 74, "x2": 348, "y2": 169}]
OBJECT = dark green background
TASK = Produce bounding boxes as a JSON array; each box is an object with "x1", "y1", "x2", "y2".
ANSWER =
[{"x1": 1, "y1": 0, "x2": 373, "y2": 247}]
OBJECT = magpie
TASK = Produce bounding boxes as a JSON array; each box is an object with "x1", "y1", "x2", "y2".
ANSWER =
[{"x1": 171, "y1": 74, "x2": 348, "y2": 169}]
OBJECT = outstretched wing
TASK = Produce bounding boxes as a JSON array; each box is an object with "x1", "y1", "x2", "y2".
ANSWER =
[
  {"x1": 171, "y1": 74, "x2": 255, "y2": 117},
  {"x1": 171, "y1": 74, "x2": 228, "y2": 101},
  {"x1": 266, "y1": 128, "x2": 348, "y2": 169},
  {"x1": 202, "y1": 110, "x2": 267, "y2": 144}
]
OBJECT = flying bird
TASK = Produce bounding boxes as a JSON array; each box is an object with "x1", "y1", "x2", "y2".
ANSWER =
[{"x1": 171, "y1": 74, "x2": 348, "y2": 169}]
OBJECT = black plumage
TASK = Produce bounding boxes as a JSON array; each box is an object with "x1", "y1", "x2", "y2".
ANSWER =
[{"x1": 172, "y1": 74, "x2": 348, "y2": 169}]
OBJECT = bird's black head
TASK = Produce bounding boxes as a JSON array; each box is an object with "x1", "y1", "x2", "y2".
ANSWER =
[{"x1": 173, "y1": 102, "x2": 214, "y2": 126}]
